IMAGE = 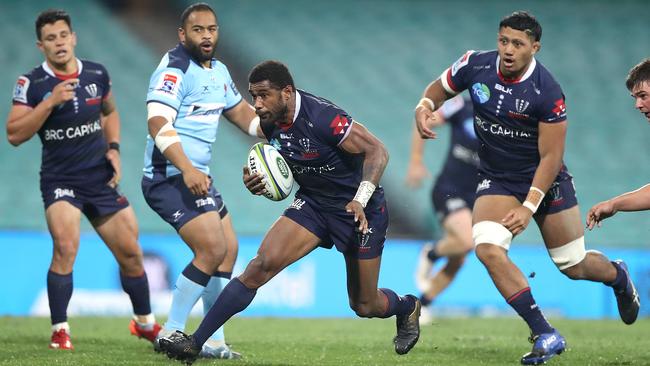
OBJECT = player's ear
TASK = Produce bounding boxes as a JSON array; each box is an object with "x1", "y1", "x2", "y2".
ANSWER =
[
  {"x1": 178, "y1": 27, "x2": 186, "y2": 44},
  {"x1": 71, "y1": 32, "x2": 77, "y2": 48},
  {"x1": 531, "y1": 41, "x2": 541, "y2": 55}
]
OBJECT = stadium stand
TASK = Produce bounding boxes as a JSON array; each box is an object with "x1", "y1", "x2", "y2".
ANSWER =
[{"x1": 0, "y1": 0, "x2": 648, "y2": 246}]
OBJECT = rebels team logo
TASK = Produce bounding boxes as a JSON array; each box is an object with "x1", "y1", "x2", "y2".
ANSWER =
[
  {"x1": 84, "y1": 83, "x2": 102, "y2": 105},
  {"x1": 472, "y1": 83, "x2": 490, "y2": 104}
]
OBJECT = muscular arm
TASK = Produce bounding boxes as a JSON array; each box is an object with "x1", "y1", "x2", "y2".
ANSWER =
[
  {"x1": 608, "y1": 184, "x2": 650, "y2": 212},
  {"x1": 415, "y1": 79, "x2": 455, "y2": 139},
  {"x1": 530, "y1": 121, "x2": 567, "y2": 194},
  {"x1": 339, "y1": 121, "x2": 388, "y2": 186},
  {"x1": 101, "y1": 93, "x2": 120, "y2": 144},
  {"x1": 223, "y1": 100, "x2": 263, "y2": 138},
  {"x1": 6, "y1": 78, "x2": 78, "y2": 146}
]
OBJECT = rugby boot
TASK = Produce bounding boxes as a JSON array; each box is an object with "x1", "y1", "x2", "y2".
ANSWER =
[
  {"x1": 49, "y1": 328, "x2": 73, "y2": 350},
  {"x1": 129, "y1": 319, "x2": 162, "y2": 343},
  {"x1": 521, "y1": 329, "x2": 566, "y2": 365},
  {"x1": 393, "y1": 295, "x2": 421, "y2": 355},
  {"x1": 200, "y1": 342, "x2": 242, "y2": 359},
  {"x1": 612, "y1": 260, "x2": 640, "y2": 325},
  {"x1": 159, "y1": 330, "x2": 200, "y2": 365}
]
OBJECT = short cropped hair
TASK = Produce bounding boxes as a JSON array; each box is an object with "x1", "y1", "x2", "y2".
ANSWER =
[
  {"x1": 248, "y1": 60, "x2": 295, "y2": 90},
  {"x1": 180, "y1": 2, "x2": 217, "y2": 28},
  {"x1": 35, "y1": 9, "x2": 71, "y2": 40},
  {"x1": 499, "y1": 11, "x2": 542, "y2": 42},
  {"x1": 625, "y1": 58, "x2": 650, "y2": 92}
]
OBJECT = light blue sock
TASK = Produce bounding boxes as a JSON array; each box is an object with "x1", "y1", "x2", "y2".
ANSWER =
[
  {"x1": 202, "y1": 276, "x2": 231, "y2": 343},
  {"x1": 164, "y1": 273, "x2": 206, "y2": 332}
]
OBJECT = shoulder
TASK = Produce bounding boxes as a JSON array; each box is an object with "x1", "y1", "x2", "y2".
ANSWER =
[
  {"x1": 300, "y1": 90, "x2": 347, "y2": 119},
  {"x1": 19, "y1": 64, "x2": 47, "y2": 83},
  {"x1": 79, "y1": 59, "x2": 110, "y2": 79},
  {"x1": 164, "y1": 44, "x2": 192, "y2": 73},
  {"x1": 533, "y1": 60, "x2": 562, "y2": 91}
]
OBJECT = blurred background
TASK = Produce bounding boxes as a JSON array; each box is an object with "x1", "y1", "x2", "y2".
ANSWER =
[{"x1": 0, "y1": 0, "x2": 648, "y2": 320}]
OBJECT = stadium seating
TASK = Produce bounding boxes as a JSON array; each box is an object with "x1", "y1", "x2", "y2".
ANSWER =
[{"x1": 0, "y1": 0, "x2": 648, "y2": 247}]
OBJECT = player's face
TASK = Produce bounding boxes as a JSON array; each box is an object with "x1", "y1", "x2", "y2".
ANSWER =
[
  {"x1": 497, "y1": 27, "x2": 540, "y2": 79},
  {"x1": 37, "y1": 20, "x2": 77, "y2": 70},
  {"x1": 179, "y1": 10, "x2": 219, "y2": 64},
  {"x1": 249, "y1": 81, "x2": 291, "y2": 125},
  {"x1": 631, "y1": 81, "x2": 650, "y2": 123}
]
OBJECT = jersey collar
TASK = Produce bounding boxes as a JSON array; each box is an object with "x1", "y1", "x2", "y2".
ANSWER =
[
  {"x1": 293, "y1": 90, "x2": 302, "y2": 123},
  {"x1": 495, "y1": 55, "x2": 536, "y2": 84},
  {"x1": 42, "y1": 58, "x2": 83, "y2": 78}
]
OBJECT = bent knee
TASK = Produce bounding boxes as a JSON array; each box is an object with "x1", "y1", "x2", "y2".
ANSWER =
[
  {"x1": 350, "y1": 301, "x2": 378, "y2": 318},
  {"x1": 240, "y1": 255, "x2": 281, "y2": 288},
  {"x1": 475, "y1": 242, "x2": 507, "y2": 266}
]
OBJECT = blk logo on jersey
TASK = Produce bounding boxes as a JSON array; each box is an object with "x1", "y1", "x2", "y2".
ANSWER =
[{"x1": 329, "y1": 114, "x2": 350, "y2": 135}]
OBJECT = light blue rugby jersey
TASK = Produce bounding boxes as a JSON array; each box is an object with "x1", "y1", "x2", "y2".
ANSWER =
[{"x1": 143, "y1": 44, "x2": 242, "y2": 179}]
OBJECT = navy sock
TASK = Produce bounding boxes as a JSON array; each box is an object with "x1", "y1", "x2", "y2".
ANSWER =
[
  {"x1": 47, "y1": 271, "x2": 73, "y2": 325},
  {"x1": 378, "y1": 288, "x2": 415, "y2": 318},
  {"x1": 215, "y1": 271, "x2": 232, "y2": 280},
  {"x1": 120, "y1": 271, "x2": 152, "y2": 315},
  {"x1": 193, "y1": 278, "x2": 257, "y2": 347},
  {"x1": 606, "y1": 261, "x2": 628, "y2": 293},
  {"x1": 507, "y1": 287, "x2": 553, "y2": 336},
  {"x1": 182, "y1": 263, "x2": 211, "y2": 286},
  {"x1": 419, "y1": 293, "x2": 433, "y2": 307}
]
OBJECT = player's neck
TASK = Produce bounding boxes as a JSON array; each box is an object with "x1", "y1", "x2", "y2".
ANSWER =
[{"x1": 47, "y1": 58, "x2": 78, "y2": 78}]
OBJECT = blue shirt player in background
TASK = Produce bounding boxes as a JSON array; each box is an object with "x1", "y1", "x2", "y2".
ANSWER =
[
  {"x1": 414, "y1": 11, "x2": 640, "y2": 365},
  {"x1": 159, "y1": 60, "x2": 421, "y2": 364},
  {"x1": 142, "y1": 3, "x2": 259, "y2": 359},
  {"x1": 5, "y1": 9, "x2": 160, "y2": 350},
  {"x1": 406, "y1": 95, "x2": 477, "y2": 324}
]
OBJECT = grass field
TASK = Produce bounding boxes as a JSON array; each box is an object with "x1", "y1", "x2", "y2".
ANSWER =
[{"x1": 1, "y1": 316, "x2": 649, "y2": 365}]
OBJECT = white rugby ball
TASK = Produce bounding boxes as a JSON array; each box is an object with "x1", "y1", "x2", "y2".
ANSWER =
[{"x1": 247, "y1": 142, "x2": 294, "y2": 201}]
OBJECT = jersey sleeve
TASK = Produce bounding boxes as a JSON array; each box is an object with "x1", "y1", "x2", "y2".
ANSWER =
[
  {"x1": 537, "y1": 84, "x2": 567, "y2": 123},
  {"x1": 316, "y1": 105, "x2": 354, "y2": 146},
  {"x1": 12, "y1": 75, "x2": 36, "y2": 107},
  {"x1": 440, "y1": 50, "x2": 475, "y2": 95},
  {"x1": 146, "y1": 65, "x2": 187, "y2": 111},
  {"x1": 221, "y1": 65, "x2": 243, "y2": 111},
  {"x1": 98, "y1": 64, "x2": 112, "y2": 99}
]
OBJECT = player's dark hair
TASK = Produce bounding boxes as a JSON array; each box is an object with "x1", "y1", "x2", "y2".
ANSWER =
[
  {"x1": 249, "y1": 60, "x2": 295, "y2": 90},
  {"x1": 180, "y1": 2, "x2": 218, "y2": 28},
  {"x1": 499, "y1": 11, "x2": 542, "y2": 42},
  {"x1": 625, "y1": 58, "x2": 650, "y2": 92},
  {"x1": 35, "y1": 9, "x2": 72, "y2": 40}
]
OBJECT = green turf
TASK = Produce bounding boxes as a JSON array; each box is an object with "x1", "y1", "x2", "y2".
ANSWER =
[{"x1": 0, "y1": 316, "x2": 648, "y2": 365}]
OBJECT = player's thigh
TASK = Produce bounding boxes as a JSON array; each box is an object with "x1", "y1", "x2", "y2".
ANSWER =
[
  {"x1": 472, "y1": 194, "x2": 521, "y2": 223},
  {"x1": 45, "y1": 200, "x2": 82, "y2": 251},
  {"x1": 442, "y1": 207, "x2": 474, "y2": 250},
  {"x1": 344, "y1": 255, "x2": 381, "y2": 303},
  {"x1": 178, "y1": 211, "x2": 227, "y2": 253},
  {"x1": 535, "y1": 205, "x2": 584, "y2": 249},
  {"x1": 92, "y1": 205, "x2": 139, "y2": 250},
  {"x1": 253, "y1": 216, "x2": 320, "y2": 272},
  {"x1": 218, "y1": 213, "x2": 238, "y2": 272}
]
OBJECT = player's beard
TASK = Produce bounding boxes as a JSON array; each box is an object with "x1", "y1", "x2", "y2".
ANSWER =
[{"x1": 185, "y1": 39, "x2": 216, "y2": 63}]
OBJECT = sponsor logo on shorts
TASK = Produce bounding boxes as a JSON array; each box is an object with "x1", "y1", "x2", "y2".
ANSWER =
[
  {"x1": 289, "y1": 198, "x2": 305, "y2": 210},
  {"x1": 476, "y1": 179, "x2": 491, "y2": 192},
  {"x1": 171, "y1": 210, "x2": 184, "y2": 222},
  {"x1": 195, "y1": 197, "x2": 216, "y2": 208},
  {"x1": 54, "y1": 188, "x2": 75, "y2": 200}
]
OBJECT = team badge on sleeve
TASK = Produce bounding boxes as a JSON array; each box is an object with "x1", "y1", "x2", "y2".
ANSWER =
[
  {"x1": 13, "y1": 76, "x2": 30, "y2": 104},
  {"x1": 154, "y1": 71, "x2": 182, "y2": 97},
  {"x1": 329, "y1": 114, "x2": 350, "y2": 135},
  {"x1": 451, "y1": 50, "x2": 474, "y2": 77}
]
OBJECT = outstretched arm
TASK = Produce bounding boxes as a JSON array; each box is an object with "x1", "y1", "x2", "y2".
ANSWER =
[
  {"x1": 339, "y1": 121, "x2": 388, "y2": 233},
  {"x1": 406, "y1": 109, "x2": 446, "y2": 188},
  {"x1": 586, "y1": 184, "x2": 650, "y2": 230},
  {"x1": 414, "y1": 79, "x2": 454, "y2": 139}
]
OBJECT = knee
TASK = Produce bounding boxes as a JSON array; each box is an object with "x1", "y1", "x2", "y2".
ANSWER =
[
  {"x1": 349, "y1": 301, "x2": 377, "y2": 318},
  {"x1": 194, "y1": 240, "x2": 227, "y2": 265},
  {"x1": 52, "y1": 240, "x2": 78, "y2": 263},
  {"x1": 560, "y1": 261, "x2": 588, "y2": 280},
  {"x1": 240, "y1": 254, "x2": 278, "y2": 289},
  {"x1": 475, "y1": 243, "x2": 507, "y2": 267},
  {"x1": 117, "y1": 246, "x2": 144, "y2": 274}
]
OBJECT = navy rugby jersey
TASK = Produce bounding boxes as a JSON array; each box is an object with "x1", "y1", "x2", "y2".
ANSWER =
[
  {"x1": 260, "y1": 90, "x2": 385, "y2": 211},
  {"x1": 437, "y1": 96, "x2": 479, "y2": 191},
  {"x1": 12, "y1": 59, "x2": 111, "y2": 180},
  {"x1": 441, "y1": 50, "x2": 569, "y2": 181}
]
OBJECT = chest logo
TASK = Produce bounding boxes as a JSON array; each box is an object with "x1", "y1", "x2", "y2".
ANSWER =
[{"x1": 471, "y1": 83, "x2": 490, "y2": 104}]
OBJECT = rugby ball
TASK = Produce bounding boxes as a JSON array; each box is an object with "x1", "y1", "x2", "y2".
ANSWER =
[{"x1": 247, "y1": 142, "x2": 294, "y2": 201}]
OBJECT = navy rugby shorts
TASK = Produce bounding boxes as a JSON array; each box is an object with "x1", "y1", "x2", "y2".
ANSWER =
[
  {"x1": 431, "y1": 180, "x2": 476, "y2": 222},
  {"x1": 283, "y1": 193, "x2": 389, "y2": 259},
  {"x1": 142, "y1": 174, "x2": 228, "y2": 232},
  {"x1": 40, "y1": 167, "x2": 129, "y2": 220},
  {"x1": 475, "y1": 171, "x2": 578, "y2": 216}
]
